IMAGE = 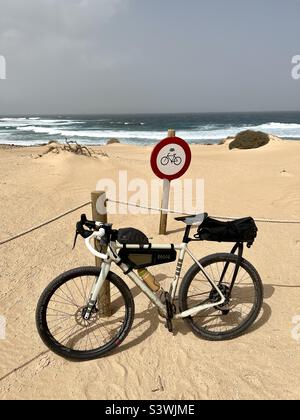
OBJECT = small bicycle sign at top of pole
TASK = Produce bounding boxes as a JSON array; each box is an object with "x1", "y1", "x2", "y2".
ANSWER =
[{"x1": 151, "y1": 129, "x2": 192, "y2": 235}]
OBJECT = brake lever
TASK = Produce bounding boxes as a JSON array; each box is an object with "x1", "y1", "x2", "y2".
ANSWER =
[
  {"x1": 73, "y1": 221, "x2": 94, "y2": 249},
  {"x1": 73, "y1": 222, "x2": 82, "y2": 249},
  {"x1": 72, "y1": 231, "x2": 79, "y2": 250},
  {"x1": 81, "y1": 214, "x2": 87, "y2": 224}
]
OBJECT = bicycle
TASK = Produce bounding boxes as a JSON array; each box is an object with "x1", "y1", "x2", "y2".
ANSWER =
[
  {"x1": 160, "y1": 153, "x2": 182, "y2": 166},
  {"x1": 36, "y1": 213, "x2": 263, "y2": 361}
]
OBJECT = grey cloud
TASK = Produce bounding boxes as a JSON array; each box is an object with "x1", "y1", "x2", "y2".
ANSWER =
[{"x1": 0, "y1": 0, "x2": 300, "y2": 114}]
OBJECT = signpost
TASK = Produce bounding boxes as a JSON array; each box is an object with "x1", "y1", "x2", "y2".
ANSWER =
[{"x1": 151, "y1": 129, "x2": 191, "y2": 235}]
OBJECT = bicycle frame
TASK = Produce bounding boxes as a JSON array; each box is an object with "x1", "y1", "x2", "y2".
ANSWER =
[{"x1": 85, "y1": 232, "x2": 226, "y2": 320}]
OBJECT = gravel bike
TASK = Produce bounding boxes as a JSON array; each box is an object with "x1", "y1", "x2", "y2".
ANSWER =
[{"x1": 36, "y1": 213, "x2": 263, "y2": 360}]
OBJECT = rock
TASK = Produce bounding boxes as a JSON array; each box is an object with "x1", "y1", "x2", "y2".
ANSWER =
[
  {"x1": 229, "y1": 130, "x2": 271, "y2": 150},
  {"x1": 107, "y1": 138, "x2": 120, "y2": 145},
  {"x1": 218, "y1": 136, "x2": 235, "y2": 146}
]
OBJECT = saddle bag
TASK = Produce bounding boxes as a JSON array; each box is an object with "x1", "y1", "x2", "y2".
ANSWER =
[{"x1": 195, "y1": 217, "x2": 257, "y2": 246}]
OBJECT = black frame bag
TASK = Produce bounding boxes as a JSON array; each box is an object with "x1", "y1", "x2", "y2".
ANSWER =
[
  {"x1": 195, "y1": 217, "x2": 257, "y2": 247},
  {"x1": 118, "y1": 247, "x2": 177, "y2": 269}
]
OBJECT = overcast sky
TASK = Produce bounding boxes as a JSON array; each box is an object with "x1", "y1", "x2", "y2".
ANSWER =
[{"x1": 0, "y1": 0, "x2": 300, "y2": 114}]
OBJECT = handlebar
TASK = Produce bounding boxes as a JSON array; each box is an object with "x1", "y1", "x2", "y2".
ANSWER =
[
  {"x1": 73, "y1": 214, "x2": 104, "y2": 248},
  {"x1": 85, "y1": 230, "x2": 108, "y2": 260},
  {"x1": 73, "y1": 214, "x2": 114, "y2": 259},
  {"x1": 80, "y1": 214, "x2": 102, "y2": 230}
]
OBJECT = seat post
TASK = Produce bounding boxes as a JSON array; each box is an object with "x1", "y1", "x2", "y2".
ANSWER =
[{"x1": 183, "y1": 225, "x2": 192, "y2": 243}]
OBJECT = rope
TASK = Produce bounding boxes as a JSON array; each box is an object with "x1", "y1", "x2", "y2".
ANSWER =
[
  {"x1": 0, "y1": 201, "x2": 91, "y2": 246},
  {"x1": 106, "y1": 199, "x2": 300, "y2": 225},
  {"x1": 106, "y1": 198, "x2": 188, "y2": 215},
  {"x1": 1, "y1": 197, "x2": 299, "y2": 247},
  {"x1": 207, "y1": 216, "x2": 300, "y2": 224}
]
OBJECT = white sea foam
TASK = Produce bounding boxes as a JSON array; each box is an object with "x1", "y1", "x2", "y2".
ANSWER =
[
  {"x1": 0, "y1": 118, "x2": 82, "y2": 129},
  {"x1": 0, "y1": 117, "x2": 28, "y2": 121},
  {"x1": 2, "y1": 117, "x2": 300, "y2": 145},
  {"x1": 13, "y1": 122, "x2": 300, "y2": 142}
]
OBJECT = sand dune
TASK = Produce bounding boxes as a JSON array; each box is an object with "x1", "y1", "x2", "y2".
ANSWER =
[{"x1": 0, "y1": 140, "x2": 300, "y2": 400}]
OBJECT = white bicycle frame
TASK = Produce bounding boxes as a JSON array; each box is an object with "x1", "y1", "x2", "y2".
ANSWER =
[{"x1": 84, "y1": 230, "x2": 226, "y2": 320}]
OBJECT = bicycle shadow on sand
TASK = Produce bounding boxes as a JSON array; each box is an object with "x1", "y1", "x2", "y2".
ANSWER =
[
  {"x1": 111, "y1": 280, "x2": 275, "y2": 356},
  {"x1": 110, "y1": 283, "x2": 163, "y2": 357}
]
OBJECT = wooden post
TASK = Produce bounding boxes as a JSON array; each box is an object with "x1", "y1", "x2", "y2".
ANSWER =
[
  {"x1": 159, "y1": 129, "x2": 175, "y2": 235},
  {"x1": 167, "y1": 129, "x2": 176, "y2": 138},
  {"x1": 91, "y1": 191, "x2": 111, "y2": 316}
]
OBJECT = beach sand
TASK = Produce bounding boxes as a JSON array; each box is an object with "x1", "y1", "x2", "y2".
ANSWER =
[{"x1": 0, "y1": 140, "x2": 300, "y2": 400}]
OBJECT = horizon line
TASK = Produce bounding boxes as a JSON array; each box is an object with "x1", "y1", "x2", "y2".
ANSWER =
[{"x1": 1, "y1": 110, "x2": 300, "y2": 117}]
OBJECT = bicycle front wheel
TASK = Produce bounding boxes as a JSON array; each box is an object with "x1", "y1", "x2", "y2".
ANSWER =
[
  {"x1": 178, "y1": 253, "x2": 263, "y2": 341},
  {"x1": 36, "y1": 267, "x2": 135, "y2": 360}
]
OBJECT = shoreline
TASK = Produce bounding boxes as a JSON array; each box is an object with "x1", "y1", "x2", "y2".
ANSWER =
[{"x1": 0, "y1": 137, "x2": 298, "y2": 149}]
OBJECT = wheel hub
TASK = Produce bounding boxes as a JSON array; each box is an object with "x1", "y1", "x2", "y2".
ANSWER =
[
  {"x1": 209, "y1": 284, "x2": 231, "y2": 311},
  {"x1": 75, "y1": 306, "x2": 99, "y2": 326}
]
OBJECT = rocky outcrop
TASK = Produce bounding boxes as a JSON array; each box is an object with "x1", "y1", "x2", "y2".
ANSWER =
[
  {"x1": 228, "y1": 130, "x2": 282, "y2": 150},
  {"x1": 107, "y1": 138, "x2": 120, "y2": 145}
]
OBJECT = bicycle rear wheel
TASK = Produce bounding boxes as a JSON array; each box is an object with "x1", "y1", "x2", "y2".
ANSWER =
[
  {"x1": 178, "y1": 253, "x2": 263, "y2": 341},
  {"x1": 36, "y1": 267, "x2": 134, "y2": 360}
]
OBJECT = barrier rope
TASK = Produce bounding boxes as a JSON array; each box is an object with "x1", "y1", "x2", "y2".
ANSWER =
[
  {"x1": 106, "y1": 198, "x2": 188, "y2": 215},
  {"x1": 0, "y1": 201, "x2": 91, "y2": 246},
  {"x1": 106, "y1": 199, "x2": 300, "y2": 225},
  {"x1": 1, "y1": 198, "x2": 299, "y2": 247}
]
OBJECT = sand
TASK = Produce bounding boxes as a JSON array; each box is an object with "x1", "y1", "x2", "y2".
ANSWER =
[{"x1": 0, "y1": 140, "x2": 300, "y2": 400}]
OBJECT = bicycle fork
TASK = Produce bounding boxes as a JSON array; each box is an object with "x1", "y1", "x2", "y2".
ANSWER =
[{"x1": 83, "y1": 260, "x2": 111, "y2": 320}]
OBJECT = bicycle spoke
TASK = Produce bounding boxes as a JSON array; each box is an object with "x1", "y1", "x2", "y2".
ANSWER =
[
  {"x1": 47, "y1": 308, "x2": 75, "y2": 317},
  {"x1": 185, "y1": 257, "x2": 259, "y2": 335},
  {"x1": 43, "y1": 272, "x2": 129, "y2": 354}
]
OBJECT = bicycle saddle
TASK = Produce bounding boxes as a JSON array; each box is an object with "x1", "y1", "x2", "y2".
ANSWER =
[{"x1": 174, "y1": 213, "x2": 208, "y2": 226}]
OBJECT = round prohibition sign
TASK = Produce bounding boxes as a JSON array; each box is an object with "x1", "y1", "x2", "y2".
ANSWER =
[{"x1": 150, "y1": 136, "x2": 191, "y2": 181}]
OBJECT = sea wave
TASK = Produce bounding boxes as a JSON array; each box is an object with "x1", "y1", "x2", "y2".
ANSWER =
[
  {"x1": 0, "y1": 117, "x2": 28, "y2": 121},
  {"x1": 15, "y1": 122, "x2": 300, "y2": 141},
  {"x1": 2, "y1": 116, "x2": 300, "y2": 145},
  {"x1": 0, "y1": 118, "x2": 82, "y2": 128},
  {"x1": 17, "y1": 126, "x2": 166, "y2": 139},
  {"x1": 235, "y1": 122, "x2": 300, "y2": 138}
]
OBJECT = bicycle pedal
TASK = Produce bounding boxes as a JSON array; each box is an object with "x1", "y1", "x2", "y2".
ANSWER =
[
  {"x1": 221, "y1": 309, "x2": 230, "y2": 315},
  {"x1": 163, "y1": 292, "x2": 174, "y2": 333}
]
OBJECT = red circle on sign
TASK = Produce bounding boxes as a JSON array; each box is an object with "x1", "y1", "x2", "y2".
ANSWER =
[{"x1": 151, "y1": 136, "x2": 191, "y2": 181}]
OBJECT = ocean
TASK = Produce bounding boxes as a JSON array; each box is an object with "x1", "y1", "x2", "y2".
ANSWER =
[{"x1": 1, "y1": 111, "x2": 300, "y2": 146}]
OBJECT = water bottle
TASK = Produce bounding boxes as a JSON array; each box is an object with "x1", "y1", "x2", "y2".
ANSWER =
[{"x1": 137, "y1": 268, "x2": 161, "y2": 292}]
